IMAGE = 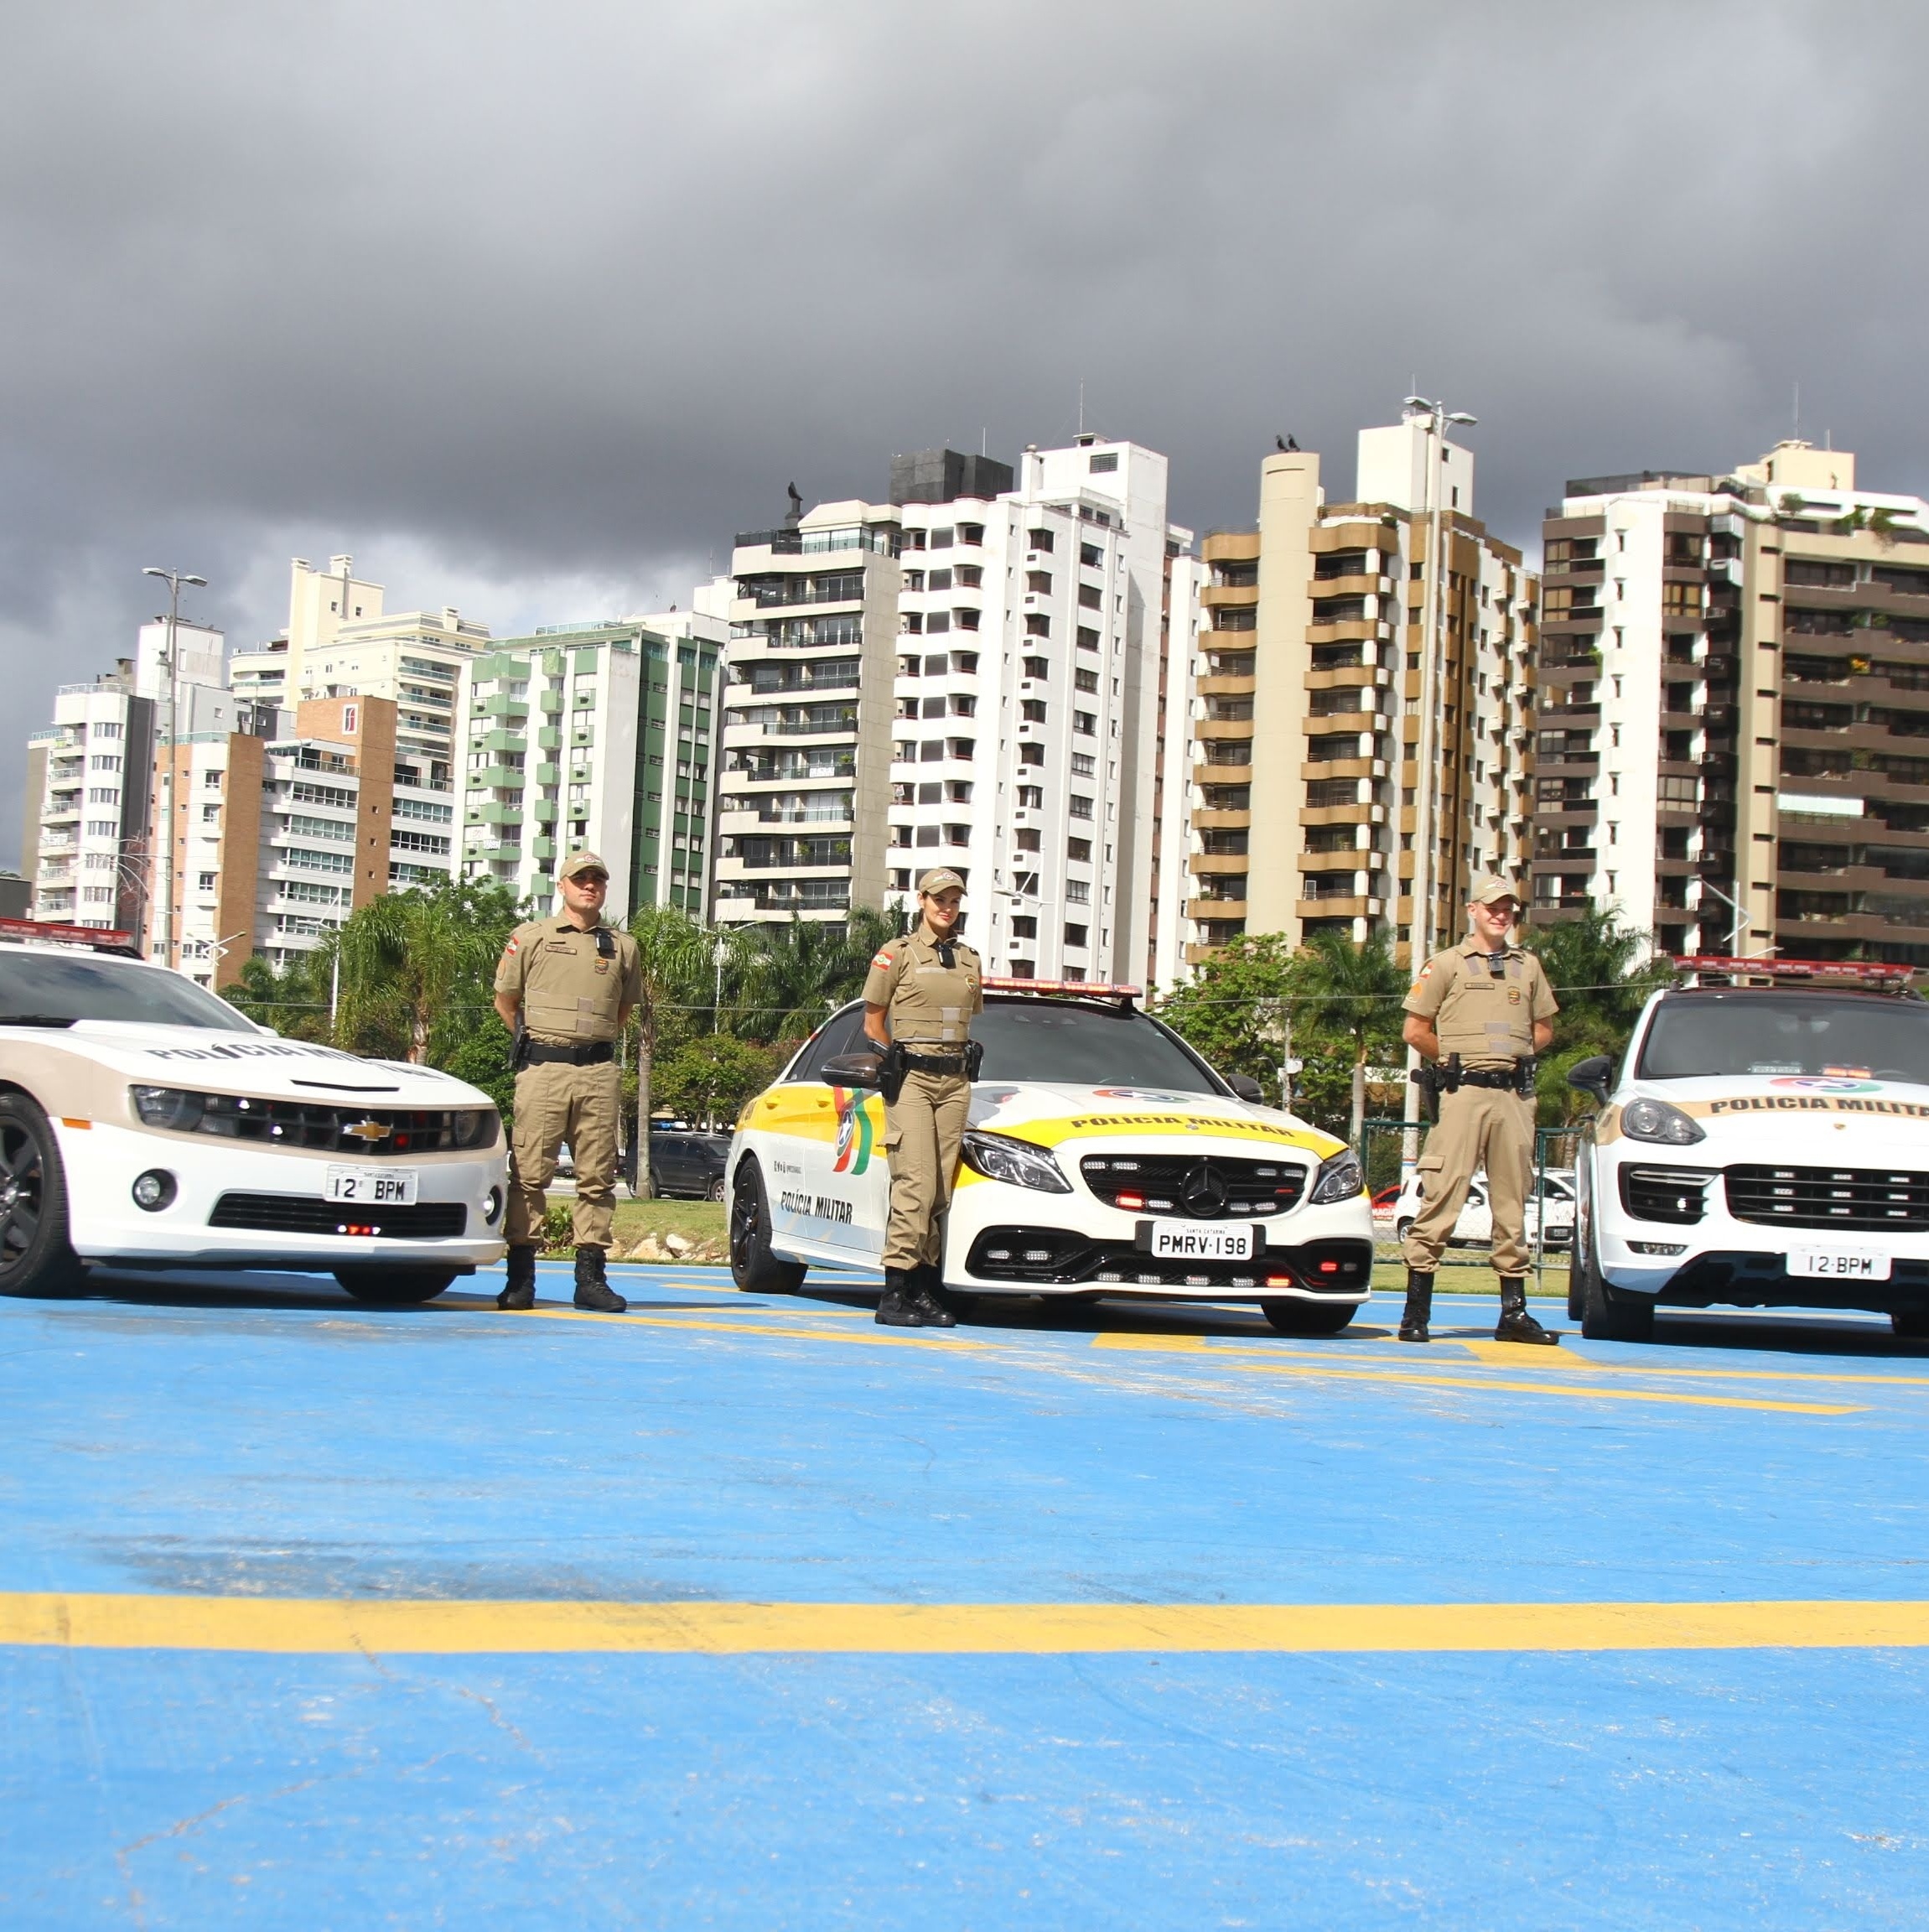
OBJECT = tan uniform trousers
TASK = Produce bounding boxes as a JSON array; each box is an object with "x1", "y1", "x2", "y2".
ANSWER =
[
  {"x1": 505, "y1": 1057, "x2": 622, "y2": 1249},
  {"x1": 1403, "y1": 1083, "x2": 1537, "y2": 1277},
  {"x1": 882, "y1": 1069, "x2": 971, "y2": 1273}
]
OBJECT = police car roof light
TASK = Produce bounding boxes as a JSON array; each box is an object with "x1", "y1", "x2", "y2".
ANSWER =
[
  {"x1": 1672, "y1": 953, "x2": 1920, "y2": 994},
  {"x1": 983, "y1": 976, "x2": 1142, "y2": 999},
  {"x1": 0, "y1": 917, "x2": 141, "y2": 958}
]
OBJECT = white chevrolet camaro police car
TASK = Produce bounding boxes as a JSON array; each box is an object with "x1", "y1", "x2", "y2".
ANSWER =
[
  {"x1": 1567, "y1": 956, "x2": 1929, "y2": 1343},
  {"x1": 727, "y1": 980, "x2": 1374, "y2": 1333},
  {"x1": 0, "y1": 924, "x2": 508, "y2": 1301}
]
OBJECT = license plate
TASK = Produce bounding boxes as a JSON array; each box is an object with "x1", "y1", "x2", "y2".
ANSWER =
[
  {"x1": 1150, "y1": 1222, "x2": 1254, "y2": 1261},
  {"x1": 1789, "y1": 1246, "x2": 1890, "y2": 1281},
  {"x1": 326, "y1": 1166, "x2": 418, "y2": 1207}
]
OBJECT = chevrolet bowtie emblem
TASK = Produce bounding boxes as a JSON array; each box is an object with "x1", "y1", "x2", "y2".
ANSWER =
[{"x1": 343, "y1": 1119, "x2": 392, "y2": 1143}]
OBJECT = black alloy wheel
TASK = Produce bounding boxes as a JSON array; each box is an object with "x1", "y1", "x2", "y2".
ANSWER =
[
  {"x1": 0, "y1": 1094, "x2": 86, "y2": 1297},
  {"x1": 334, "y1": 1267, "x2": 460, "y2": 1305},
  {"x1": 729, "y1": 1157, "x2": 806, "y2": 1294},
  {"x1": 1260, "y1": 1297, "x2": 1356, "y2": 1337}
]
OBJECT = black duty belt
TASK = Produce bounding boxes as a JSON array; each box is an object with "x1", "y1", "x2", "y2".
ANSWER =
[
  {"x1": 1456, "y1": 1066, "x2": 1522, "y2": 1089},
  {"x1": 523, "y1": 1039, "x2": 616, "y2": 1067},
  {"x1": 900, "y1": 1050, "x2": 967, "y2": 1075}
]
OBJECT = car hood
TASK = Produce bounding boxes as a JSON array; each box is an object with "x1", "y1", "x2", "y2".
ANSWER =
[
  {"x1": 1610, "y1": 1072, "x2": 1929, "y2": 1148},
  {"x1": 966, "y1": 1081, "x2": 1347, "y2": 1160},
  {"x1": 8, "y1": 1021, "x2": 494, "y2": 1108}
]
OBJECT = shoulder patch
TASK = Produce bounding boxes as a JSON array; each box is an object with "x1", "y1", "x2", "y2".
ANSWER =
[
  {"x1": 503, "y1": 936, "x2": 519, "y2": 956},
  {"x1": 1416, "y1": 962, "x2": 1432, "y2": 980},
  {"x1": 871, "y1": 950, "x2": 894, "y2": 969}
]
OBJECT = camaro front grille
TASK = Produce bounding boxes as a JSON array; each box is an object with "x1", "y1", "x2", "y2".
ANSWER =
[
  {"x1": 132, "y1": 1088, "x2": 496, "y2": 1156},
  {"x1": 1724, "y1": 1164, "x2": 1929, "y2": 1233},
  {"x1": 965, "y1": 1226, "x2": 1368, "y2": 1291},
  {"x1": 1078, "y1": 1154, "x2": 1308, "y2": 1219},
  {"x1": 207, "y1": 1193, "x2": 468, "y2": 1239}
]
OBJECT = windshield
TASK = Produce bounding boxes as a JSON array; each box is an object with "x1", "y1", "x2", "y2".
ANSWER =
[
  {"x1": 972, "y1": 1000, "x2": 1225, "y2": 1093},
  {"x1": 0, "y1": 950, "x2": 257, "y2": 1031},
  {"x1": 1636, "y1": 992, "x2": 1929, "y2": 1083}
]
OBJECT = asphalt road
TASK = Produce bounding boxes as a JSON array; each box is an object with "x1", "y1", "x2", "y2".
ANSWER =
[{"x1": 3, "y1": 1262, "x2": 1927, "y2": 1928}]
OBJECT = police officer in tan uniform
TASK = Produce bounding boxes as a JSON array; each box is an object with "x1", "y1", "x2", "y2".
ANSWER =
[
  {"x1": 861, "y1": 867, "x2": 983, "y2": 1328},
  {"x1": 1400, "y1": 876, "x2": 1559, "y2": 1346},
  {"x1": 492, "y1": 851, "x2": 643, "y2": 1313}
]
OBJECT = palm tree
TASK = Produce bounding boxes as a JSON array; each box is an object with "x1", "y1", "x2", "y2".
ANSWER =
[
  {"x1": 731, "y1": 906, "x2": 901, "y2": 1044},
  {"x1": 625, "y1": 905, "x2": 715, "y2": 1192},
  {"x1": 1290, "y1": 930, "x2": 1408, "y2": 1145},
  {"x1": 335, "y1": 886, "x2": 508, "y2": 1062},
  {"x1": 1523, "y1": 906, "x2": 1675, "y2": 1122}
]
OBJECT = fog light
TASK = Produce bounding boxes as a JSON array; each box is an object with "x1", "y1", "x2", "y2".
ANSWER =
[
  {"x1": 132, "y1": 1169, "x2": 176, "y2": 1213},
  {"x1": 483, "y1": 1185, "x2": 504, "y2": 1227},
  {"x1": 1629, "y1": 1239, "x2": 1688, "y2": 1256}
]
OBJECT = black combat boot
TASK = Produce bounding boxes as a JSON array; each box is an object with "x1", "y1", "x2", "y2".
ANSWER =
[
  {"x1": 907, "y1": 1262, "x2": 957, "y2": 1328},
  {"x1": 1496, "y1": 1275, "x2": 1558, "y2": 1345},
  {"x1": 573, "y1": 1245, "x2": 627, "y2": 1313},
  {"x1": 1397, "y1": 1270, "x2": 1434, "y2": 1343},
  {"x1": 876, "y1": 1269, "x2": 926, "y2": 1327},
  {"x1": 497, "y1": 1244, "x2": 538, "y2": 1311}
]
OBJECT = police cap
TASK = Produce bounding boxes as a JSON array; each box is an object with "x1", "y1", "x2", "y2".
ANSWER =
[
  {"x1": 917, "y1": 867, "x2": 966, "y2": 896},
  {"x1": 559, "y1": 849, "x2": 611, "y2": 882},
  {"x1": 1468, "y1": 874, "x2": 1521, "y2": 906}
]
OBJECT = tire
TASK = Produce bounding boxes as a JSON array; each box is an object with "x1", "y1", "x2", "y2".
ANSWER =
[
  {"x1": 729, "y1": 1157, "x2": 806, "y2": 1294},
  {"x1": 1393, "y1": 1218, "x2": 1413, "y2": 1243},
  {"x1": 705, "y1": 1176, "x2": 726, "y2": 1202},
  {"x1": 1261, "y1": 1297, "x2": 1356, "y2": 1337},
  {"x1": 0, "y1": 1093, "x2": 86, "y2": 1297},
  {"x1": 1574, "y1": 1209, "x2": 1652, "y2": 1343},
  {"x1": 334, "y1": 1267, "x2": 459, "y2": 1305},
  {"x1": 1892, "y1": 1307, "x2": 1929, "y2": 1340}
]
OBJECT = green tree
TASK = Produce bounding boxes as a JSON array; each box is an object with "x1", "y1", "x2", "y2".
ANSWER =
[
  {"x1": 1523, "y1": 906, "x2": 1676, "y2": 1124},
  {"x1": 625, "y1": 905, "x2": 715, "y2": 1190},
  {"x1": 227, "y1": 949, "x2": 333, "y2": 1042},
  {"x1": 653, "y1": 1034, "x2": 784, "y2": 1130},
  {"x1": 1154, "y1": 934, "x2": 1298, "y2": 1101},
  {"x1": 1289, "y1": 929, "x2": 1408, "y2": 1145},
  {"x1": 729, "y1": 906, "x2": 901, "y2": 1044},
  {"x1": 334, "y1": 880, "x2": 520, "y2": 1063}
]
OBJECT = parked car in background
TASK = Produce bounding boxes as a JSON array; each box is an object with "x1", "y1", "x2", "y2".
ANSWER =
[
  {"x1": 1392, "y1": 1168, "x2": 1574, "y2": 1251},
  {"x1": 649, "y1": 1130, "x2": 730, "y2": 1201}
]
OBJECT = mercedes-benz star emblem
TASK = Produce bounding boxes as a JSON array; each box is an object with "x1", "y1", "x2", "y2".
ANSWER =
[{"x1": 1181, "y1": 1162, "x2": 1228, "y2": 1218}]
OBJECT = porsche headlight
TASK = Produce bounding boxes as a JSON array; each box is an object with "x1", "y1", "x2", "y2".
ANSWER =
[
  {"x1": 1620, "y1": 1096, "x2": 1706, "y2": 1146},
  {"x1": 959, "y1": 1130, "x2": 1071, "y2": 1194},
  {"x1": 1309, "y1": 1148, "x2": 1365, "y2": 1205}
]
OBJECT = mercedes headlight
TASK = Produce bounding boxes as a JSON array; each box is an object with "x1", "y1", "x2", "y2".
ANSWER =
[
  {"x1": 1309, "y1": 1148, "x2": 1365, "y2": 1205},
  {"x1": 959, "y1": 1130, "x2": 1071, "y2": 1194},
  {"x1": 1620, "y1": 1096, "x2": 1706, "y2": 1146}
]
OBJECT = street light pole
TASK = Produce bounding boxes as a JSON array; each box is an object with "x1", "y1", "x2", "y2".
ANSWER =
[{"x1": 142, "y1": 567, "x2": 207, "y2": 971}]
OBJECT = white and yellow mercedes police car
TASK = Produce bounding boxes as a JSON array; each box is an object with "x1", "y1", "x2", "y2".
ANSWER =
[
  {"x1": 727, "y1": 979, "x2": 1374, "y2": 1332},
  {"x1": 1568, "y1": 956, "x2": 1929, "y2": 1343},
  {"x1": 0, "y1": 921, "x2": 507, "y2": 1302}
]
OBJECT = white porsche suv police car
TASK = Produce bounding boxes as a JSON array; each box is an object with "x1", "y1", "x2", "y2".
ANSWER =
[
  {"x1": 0, "y1": 922, "x2": 508, "y2": 1301},
  {"x1": 1567, "y1": 956, "x2": 1929, "y2": 1343},
  {"x1": 727, "y1": 980, "x2": 1374, "y2": 1333}
]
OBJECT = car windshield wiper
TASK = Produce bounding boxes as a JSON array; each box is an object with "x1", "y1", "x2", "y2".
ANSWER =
[{"x1": 0, "y1": 1014, "x2": 80, "y2": 1028}]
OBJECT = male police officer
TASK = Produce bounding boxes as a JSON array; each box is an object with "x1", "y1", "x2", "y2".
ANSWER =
[
  {"x1": 862, "y1": 867, "x2": 983, "y2": 1328},
  {"x1": 493, "y1": 851, "x2": 643, "y2": 1313},
  {"x1": 1400, "y1": 876, "x2": 1559, "y2": 1346}
]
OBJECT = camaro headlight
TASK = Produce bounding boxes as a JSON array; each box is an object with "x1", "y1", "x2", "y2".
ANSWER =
[
  {"x1": 1620, "y1": 1096, "x2": 1705, "y2": 1146},
  {"x1": 131, "y1": 1086, "x2": 206, "y2": 1131},
  {"x1": 1309, "y1": 1148, "x2": 1365, "y2": 1205},
  {"x1": 959, "y1": 1130, "x2": 1071, "y2": 1193}
]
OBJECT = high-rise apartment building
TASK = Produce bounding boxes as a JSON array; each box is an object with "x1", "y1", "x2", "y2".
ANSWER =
[
  {"x1": 1188, "y1": 415, "x2": 1537, "y2": 968},
  {"x1": 1535, "y1": 441, "x2": 1929, "y2": 962},
  {"x1": 459, "y1": 612, "x2": 724, "y2": 917},
  {"x1": 715, "y1": 500, "x2": 904, "y2": 924}
]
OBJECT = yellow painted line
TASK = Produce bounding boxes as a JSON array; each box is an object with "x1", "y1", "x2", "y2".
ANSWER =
[
  {"x1": 3, "y1": 1594, "x2": 1926, "y2": 1655},
  {"x1": 501, "y1": 1306, "x2": 977, "y2": 1348},
  {"x1": 1229, "y1": 1361, "x2": 1859, "y2": 1414}
]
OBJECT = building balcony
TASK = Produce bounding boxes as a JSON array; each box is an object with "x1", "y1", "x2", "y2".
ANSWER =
[
  {"x1": 465, "y1": 841, "x2": 522, "y2": 865},
  {"x1": 1300, "y1": 800, "x2": 1383, "y2": 827},
  {"x1": 1305, "y1": 619, "x2": 1384, "y2": 645},
  {"x1": 1186, "y1": 896, "x2": 1249, "y2": 921},
  {"x1": 1189, "y1": 854, "x2": 1249, "y2": 876},
  {"x1": 1200, "y1": 583, "x2": 1259, "y2": 608},
  {"x1": 531, "y1": 800, "x2": 558, "y2": 824},
  {"x1": 1198, "y1": 673, "x2": 1257, "y2": 698},
  {"x1": 1191, "y1": 808, "x2": 1252, "y2": 831},
  {"x1": 1299, "y1": 757, "x2": 1381, "y2": 783},
  {"x1": 1197, "y1": 759, "x2": 1254, "y2": 784},
  {"x1": 1304, "y1": 709, "x2": 1380, "y2": 734},
  {"x1": 480, "y1": 694, "x2": 530, "y2": 720},
  {"x1": 1532, "y1": 850, "x2": 1598, "y2": 870},
  {"x1": 1294, "y1": 896, "x2": 1380, "y2": 922},
  {"x1": 468, "y1": 801, "x2": 525, "y2": 828}
]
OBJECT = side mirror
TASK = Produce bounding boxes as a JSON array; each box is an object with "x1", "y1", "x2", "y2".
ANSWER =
[
  {"x1": 1567, "y1": 1055, "x2": 1615, "y2": 1104},
  {"x1": 1226, "y1": 1072, "x2": 1265, "y2": 1103},
  {"x1": 821, "y1": 1051, "x2": 884, "y2": 1090}
]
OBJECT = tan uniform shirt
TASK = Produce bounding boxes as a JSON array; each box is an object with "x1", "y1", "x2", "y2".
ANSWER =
[
  {"x1": 495, "y1": 917, "x2": 645, "y2": 1046},
  {"x1": 863, "y1": 929, "x2": 984, "y2": 1047},
  {"x1": 1403, "y1": 937, "x2": 1558, "y2": 1071}
]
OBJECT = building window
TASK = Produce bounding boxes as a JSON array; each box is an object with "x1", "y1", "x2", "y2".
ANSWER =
[
  {"x1": 1087, "y1": 453, "x2": 1117, "y2": 474},
  {"x1": 1069, "y1": 794, "x2": 1093, "y2": 820}
]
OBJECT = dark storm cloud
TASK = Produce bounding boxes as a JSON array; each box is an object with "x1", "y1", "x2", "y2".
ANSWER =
[{"x1": 4, "y1": 1, "x2": 1926, "y2": 854}]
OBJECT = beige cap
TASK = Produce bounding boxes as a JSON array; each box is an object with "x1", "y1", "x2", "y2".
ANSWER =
[
  {"x1": 559, "y1": 850, "x2": 611, "y2": 881},
  {"x1": 917, "y1": 867, "x2": 966, "y2": 896},
  {"x1": 1469, "y1": 875, "x2": 1521, "y2": 906}
]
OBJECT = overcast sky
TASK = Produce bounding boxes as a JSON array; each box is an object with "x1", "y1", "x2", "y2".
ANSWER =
[{"x1": 4, "y1": 1, "x2": 1925, "y2": 863}]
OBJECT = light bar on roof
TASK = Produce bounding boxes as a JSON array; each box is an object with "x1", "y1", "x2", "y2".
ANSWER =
[
  {"x1": 982, "y1": 976, "x2": 1143, "y2": 998},
  {"x1": 0, "y1": 917, "x2": 135, "y2": 951},
  {"x1": 1673, "y1": 954, "x2": 1916, "y2": 988}
]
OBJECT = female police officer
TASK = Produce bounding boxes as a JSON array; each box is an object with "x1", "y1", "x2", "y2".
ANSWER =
[{"x1": 861, "y1": 867, "x2": 983, "y2": 1327}]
